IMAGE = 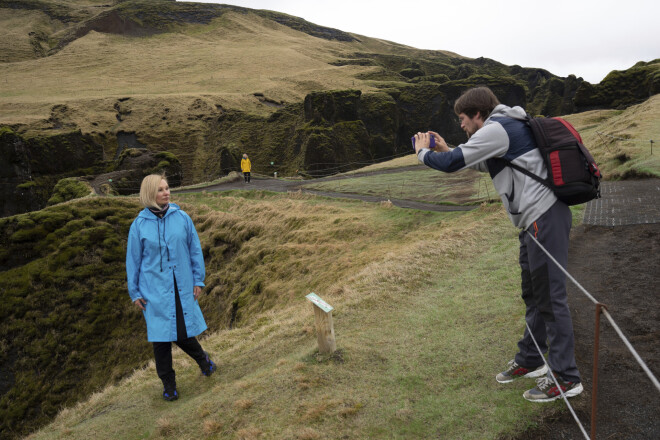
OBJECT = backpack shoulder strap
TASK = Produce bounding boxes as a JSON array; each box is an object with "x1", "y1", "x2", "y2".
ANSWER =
[{"x1": 503, "y1": 160, "x2": 549, "y2": 186}]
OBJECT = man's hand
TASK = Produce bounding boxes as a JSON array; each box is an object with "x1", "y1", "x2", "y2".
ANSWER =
[
  {"x1": 428, "y1": 131, "x2": 450, "y2": 152},
  {"x1": 414, "y1": 131, "x2": 450, "y2": 154},
  {"x1": 134, "y1": 298, "x2": 146, "y2": 311},
  {"x1": 413, "y1": 132, "x2": 432, "y2": 154},
  {"x1": 194, "y1": 286, "x2": 202, "y2": 300}
]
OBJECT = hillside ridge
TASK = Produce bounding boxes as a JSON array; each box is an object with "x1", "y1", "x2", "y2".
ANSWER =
[{"x1": 0, "y1": 0, "x2": 657, "y2": 219}]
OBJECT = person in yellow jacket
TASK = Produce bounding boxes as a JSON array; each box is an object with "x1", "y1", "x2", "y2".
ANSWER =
[{"x1": 240, "y1": 153, "x2": 251, "y2": 183}]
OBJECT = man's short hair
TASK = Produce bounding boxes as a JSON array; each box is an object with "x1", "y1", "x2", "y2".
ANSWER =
[{"x1": 454, "y1": 86, "x2": 500, "y2": 120}]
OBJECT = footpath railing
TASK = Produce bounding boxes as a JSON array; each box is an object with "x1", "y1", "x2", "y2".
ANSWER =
[{"x1": 525, "y1": 231, "x2": 660, "y2": 440}]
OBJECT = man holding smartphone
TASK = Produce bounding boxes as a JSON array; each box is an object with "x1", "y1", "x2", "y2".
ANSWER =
[{"x1": 413, "y1": 86, "x2": 583, "y2": 403}]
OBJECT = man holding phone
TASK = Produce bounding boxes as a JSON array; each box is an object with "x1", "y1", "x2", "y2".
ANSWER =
[{"x1": 413, "y1": 86, "x2": 583, "y2": 403}]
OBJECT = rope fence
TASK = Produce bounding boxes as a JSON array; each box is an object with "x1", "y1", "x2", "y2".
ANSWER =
[
  {"x1": 525, "y1": 230, "x2": 660, "y2": 439},
  {"x1": 524, "y1": 319, "x2": 591, "y2": 440},
  {"x1": 596, "y1": 131, "x2": 655, "y2": 154},
  {"x1": 595, "y1": 131, "x2": 656, "y2": 144}
]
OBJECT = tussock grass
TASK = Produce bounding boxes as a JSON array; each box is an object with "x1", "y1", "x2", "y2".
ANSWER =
[{"x1": 25, "y1": 192, "x2": 550, "y2": 440}]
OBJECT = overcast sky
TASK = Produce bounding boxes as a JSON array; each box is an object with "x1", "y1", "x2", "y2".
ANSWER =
[{"x1": 179, "y1": 0, "x2": 659, "y2": 84}]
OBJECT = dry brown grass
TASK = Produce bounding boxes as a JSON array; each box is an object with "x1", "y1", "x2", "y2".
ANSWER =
[
  {"x1": 0, "y1": 10, "x2": 401, "y2": 127},
  {"x1": 236, "y1": 426, "x2": 263, "y2": 440},
  {"x1": 295, "y1": 427, "x2": 321, "y2": 440},
  {"x1": 24, "y1": 192, "x2": 549, "y2": 439},
  {"x1": 203, "y1": 419, "x2": 224, "y2": 436},
  {"x1": 155, "y1": 416, "x2": 176, "y2": 437},
  {"x1": 233, "y1": 399, "x2": 254, "y2": 411}
]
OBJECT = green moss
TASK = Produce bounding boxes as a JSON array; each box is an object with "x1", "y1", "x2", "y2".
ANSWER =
[
  {"x1": 9, "y1": 225, "x2": 48, "y2": 243},
  {"x1": 0, "y1": 126, "x2": 16, "y2": 136},
  {"x1": 47, "y1": 178, "x2": 92, "y2": 206},
  {"x1": 575, "y1": 59, "x2": 660, "y2": 109},
  {"x1": 0, "y1": 197, "x2": 145, "y2": 437},
  {"x1": 16, "y1": 181, "x2": 38, "y2": 189},
  {"x1": 410, "y1": 73, "x2": 451, "y2": 84},
  {"x1": 155, "y1": 151, "x2": 180, "y2": 162},
  {"x1": 400, "y1": 67, "x2": 425, "y2": 79}
]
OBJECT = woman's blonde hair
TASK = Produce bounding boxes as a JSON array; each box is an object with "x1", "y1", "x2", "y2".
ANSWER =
[{"x1": 139, "y1": 174, "x2": 167, "y2": 209}]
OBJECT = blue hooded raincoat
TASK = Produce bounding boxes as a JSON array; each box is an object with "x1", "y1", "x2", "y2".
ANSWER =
[{"x1": 126, "y1": 203, "x2": 207, "y2": 342}]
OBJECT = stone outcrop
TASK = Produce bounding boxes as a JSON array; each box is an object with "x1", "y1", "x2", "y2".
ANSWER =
[
  {"x1": 574, "y1": 59, "x2": 660, "y2": 110},
  {"x1": 0, "y1": 127, "x2": 103, "y2": 217}
]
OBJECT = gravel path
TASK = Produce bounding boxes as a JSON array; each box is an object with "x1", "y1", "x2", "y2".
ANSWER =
[{"x1": 583, "y1": 179, "x2": 660, "y2": 226}]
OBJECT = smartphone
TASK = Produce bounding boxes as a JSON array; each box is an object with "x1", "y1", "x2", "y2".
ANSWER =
[{"x1": 411, "y1": 134, "x2": 435, "y2": 150}]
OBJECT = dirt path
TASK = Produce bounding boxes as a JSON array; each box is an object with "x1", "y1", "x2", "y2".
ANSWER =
[
  {"x1": 181, "y1": 173, "x2": 660, "y2": 439},
  {"x1": 175, "y1": 167, "x2": 477, "y2": 212},
  {"x1": 513, "y1": 180, "x2": 660, "y2": 440}
]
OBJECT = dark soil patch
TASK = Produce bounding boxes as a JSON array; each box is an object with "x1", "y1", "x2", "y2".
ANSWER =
[{"x1": 511, "y1": 223, "x2": 660, "y2": 439}]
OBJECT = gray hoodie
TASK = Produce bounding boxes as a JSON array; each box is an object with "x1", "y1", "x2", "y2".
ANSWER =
[{"x1": 418, "y1": 104, "x2": 557, "y2": 229}]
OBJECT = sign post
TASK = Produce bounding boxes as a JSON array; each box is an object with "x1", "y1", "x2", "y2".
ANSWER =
[{"x1": 305, "y1": 293, "x2": 336, "y2": 354}]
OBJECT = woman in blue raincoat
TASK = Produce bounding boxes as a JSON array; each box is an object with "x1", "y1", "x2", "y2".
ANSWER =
[{"x1": 126, "y1": 174, "x2": 215, "y2": 401}]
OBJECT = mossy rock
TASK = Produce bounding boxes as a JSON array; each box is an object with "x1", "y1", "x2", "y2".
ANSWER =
[
  {"x1": 410, "y1": 73, "x2": 451, "y2": 84},
  {"x1": 16, "y1": 181, "x2": 38, "y2": 190},
  {"x1": 575, "y1": 59, "x2": 660, "y2": 110},
  {"x1": 400, "y1": 67, "x2": 425, "y2": 79},
  {"x1": 304, "y1": 89, "x2": 362, "y2": 124},
  {"x1": 47, "y1": 178, "x2": 93, "y2": 205}
]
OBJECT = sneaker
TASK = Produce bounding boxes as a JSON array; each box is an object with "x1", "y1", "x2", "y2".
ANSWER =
[
  {"x1": 496, "y1": 360, "x2": 548, "y2": 383},
  {"x1": 523, "y1": 375, "x2": 584, "y2": 402},
  {"x1": 201, "y1": 352, "x2": 216, "y2": 376},
  {"x1": 163, "y1": 386, "x2": 178, "y2": 401}
]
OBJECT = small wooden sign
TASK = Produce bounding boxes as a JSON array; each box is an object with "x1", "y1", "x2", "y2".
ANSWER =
[
  {"x1": 306, "y1": 292, "x2": 334, "y2": 313},
  {"x1": 305, "y1": 292, "x2": 336, "y2": 354}
]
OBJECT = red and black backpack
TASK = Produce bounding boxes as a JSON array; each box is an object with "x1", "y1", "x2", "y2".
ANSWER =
[{"x1": 506, "y1": 116, "x2": 602, "y2": 206}]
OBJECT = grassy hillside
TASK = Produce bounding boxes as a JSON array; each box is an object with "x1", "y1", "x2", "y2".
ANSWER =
[
  {"x1": 6, "y1": 0, "x2": 653, "y2": 201},
  {"x1": 3, "y1": 94, "x2": 658, "y2": 438},
  {"x1": 1, "y1": 1, "x2": 658, "y2": 437},
  {"x1": 0, "y1": 2, "x2": 424, "y2": 123},
  {"x1": 0, "y1": 187, "x2": 478, "y2": 438},
  {"x1": 562, "y1": 94, "x2": 660, "y2": 179},
  {"x1": 0, "y1": 197, "x2": 145, "y2": 437},
  {"x1": 18, "y1": 193, "x2": 553, "y2": 440}
]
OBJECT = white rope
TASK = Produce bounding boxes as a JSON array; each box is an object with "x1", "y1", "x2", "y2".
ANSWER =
[
  {"x1": 524, "y1": 321, "x2": 590, "y2": 440},
  {"x1": 601, "y1": 308, "x2": 660, "y2": 392},
  {"x1": 525, "y1": 231, "x2": 599, "y2": 304},
  {"x1": 525, "y1": 230, "x2": 660, "y2": 392}
]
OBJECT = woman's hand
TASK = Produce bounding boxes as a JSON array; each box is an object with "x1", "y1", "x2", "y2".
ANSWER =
[
  {"x1": 194, "y1": 286, "x2": 202, "y2": 300},
  {"x1": 134, "y1": 298, "x2": 146, "y2": 311}
]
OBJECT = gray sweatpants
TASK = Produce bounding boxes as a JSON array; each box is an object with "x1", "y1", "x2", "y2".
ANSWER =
[{"x1": 514, "y1": 200, "x2": 581, "y2": 383}]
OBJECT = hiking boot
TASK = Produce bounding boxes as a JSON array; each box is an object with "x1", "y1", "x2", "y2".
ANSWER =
[
  {"x1": 201, "y1": 352, "x2": 216, "y2": 376},
  {"x1": 523, "y1": 375, "x2": 584, "y2": 402},
  {"x1": 163, "y1": 386, "x2": 178, "y2": 401},
  {"x1": 496, "y1": 360, "x2": 548, "y2": 383}
]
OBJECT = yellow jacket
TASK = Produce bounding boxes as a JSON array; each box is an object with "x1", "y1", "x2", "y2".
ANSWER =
[{"x1": 240, "y1": 158, "x2": 251, "y2": 173}]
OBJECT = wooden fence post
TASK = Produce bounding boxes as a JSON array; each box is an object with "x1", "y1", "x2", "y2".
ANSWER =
[{"x1": 305, "y1": 293, "x2": 336, "y2": 354}]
